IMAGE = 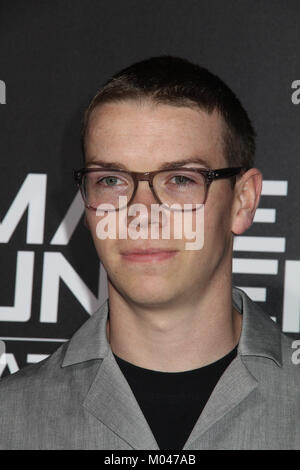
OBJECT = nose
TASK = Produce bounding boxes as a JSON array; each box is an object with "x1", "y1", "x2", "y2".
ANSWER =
[
  {"x1": 126, "y1": 179, "x2": 170, "y2": 237},
  {"x1": 129, "y1": 180, "x2": 159, "y2": 208}
]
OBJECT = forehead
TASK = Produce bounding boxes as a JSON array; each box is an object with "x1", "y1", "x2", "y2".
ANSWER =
[{"x1": 84, "y1": 100, "x2": 226, "y2": 169}]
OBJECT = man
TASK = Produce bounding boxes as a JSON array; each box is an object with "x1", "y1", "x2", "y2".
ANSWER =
[{"x1": 0, "y1": 56, "x2": 299, "y2": 450}]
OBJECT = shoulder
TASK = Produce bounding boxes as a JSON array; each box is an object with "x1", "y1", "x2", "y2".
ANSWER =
[
  {"x1": 233, "y1": 286, "x2": 300, "y2": 391},
  {"x1": 242, "y1": 330, "x2": 300, "y2": 400},
  {"x1": 0, "y1": 301, "x2": 109, "y2": 417},
  {"x1": 0, "y1": 343, "x2": 67, "y2": 395},
  {"x1": 0, "y1": 341, "x2": 102, "y2": 449},
  {"x1": 0, "y1": 342, "x2": 100, "y2": 410}
]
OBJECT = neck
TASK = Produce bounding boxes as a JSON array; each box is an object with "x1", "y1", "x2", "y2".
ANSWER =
[{"x1": 106, "y1": 275, "x2": 242, "y2": 373}]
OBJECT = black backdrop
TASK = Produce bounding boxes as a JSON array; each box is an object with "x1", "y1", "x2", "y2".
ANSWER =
[{"x1": 1, "y1": 0, "x2": 300, "y2": 377}]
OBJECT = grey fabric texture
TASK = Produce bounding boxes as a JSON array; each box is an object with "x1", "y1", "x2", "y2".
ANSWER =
[{"x1": 0, "y1": 287, "x2": 299, "y2": 449}]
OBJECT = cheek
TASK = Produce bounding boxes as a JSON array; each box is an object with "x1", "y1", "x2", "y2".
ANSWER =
[
  {"x1": 205, "y1": 211, "x2": 228, "y2": 237},
  {"x1": 85, "y1": 213, "x2": 115, "y2": 258},
  {"x1": 85, "y1": 214, "x2": 98, "y2": 244},
  {"x1": 203, "y1": 198, "x2": 233, "y2": 248}
]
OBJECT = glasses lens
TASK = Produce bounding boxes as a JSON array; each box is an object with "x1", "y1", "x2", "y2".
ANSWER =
[
  {"x1": 82, "y1": 171, "x2": 134, "y2": 210},
  {"x1": 154, "y1": 170, "x2": 206, "y2": 210}
]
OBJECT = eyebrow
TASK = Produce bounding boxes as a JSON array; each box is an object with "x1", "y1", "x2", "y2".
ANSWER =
[{"x1": 86, "y1": 157, "x2": 210, "y2": 170}]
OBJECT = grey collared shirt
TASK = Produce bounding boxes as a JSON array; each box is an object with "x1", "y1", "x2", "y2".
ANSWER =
[{"x1": 0, "y1": 287, "x2": 299, "y2": 449}]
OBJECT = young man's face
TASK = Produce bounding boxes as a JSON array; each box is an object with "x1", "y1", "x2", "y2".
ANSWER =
[{"x1": 84, "y1": 100, "x2": 240, "y2": 307}]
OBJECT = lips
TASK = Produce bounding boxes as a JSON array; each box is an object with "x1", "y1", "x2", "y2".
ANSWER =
[
  {"x1": 121, "y1": 248, "x2": 178, "y2": 255},
  {"x1": 120, "y1": 248, "x2": 178, "y2": 262}
]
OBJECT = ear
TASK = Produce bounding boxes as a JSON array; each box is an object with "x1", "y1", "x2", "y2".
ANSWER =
[{"x1": 231, "y1": 168, "x2": 263, "y2": 235}]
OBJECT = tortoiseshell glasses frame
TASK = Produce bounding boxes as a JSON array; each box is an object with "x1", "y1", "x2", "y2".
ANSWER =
[{"x1": 74, "y1": 166, "x2": 247, "y2": 211}]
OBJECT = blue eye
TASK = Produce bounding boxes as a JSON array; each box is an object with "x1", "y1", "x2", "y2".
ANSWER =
[
  {"x1": 96, "y1": 174, "x2": 130, "y2": 187},
  {"x1": 170, "y1": 175, "x2": 196, "y2": 186},
  {"x1": 98, "y1": 176, "x2": 122, "y2": 186}
]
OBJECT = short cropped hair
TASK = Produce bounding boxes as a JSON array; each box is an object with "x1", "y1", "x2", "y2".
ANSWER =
[{"x1": 82, "y1": 56, "x2": 255, "y2": 168}]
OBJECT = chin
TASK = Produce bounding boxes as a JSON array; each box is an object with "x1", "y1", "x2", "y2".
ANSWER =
[
  {"x1": 113, "y1": 276, "x2": 177, "y2": 306},
  {"x1": 126, "y1": 292, "x2": 175, "y2": 308}
]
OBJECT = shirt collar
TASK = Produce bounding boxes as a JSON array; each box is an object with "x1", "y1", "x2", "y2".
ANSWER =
[
  {"x1": 62, "y1": 286, "x2": 282, "y2": 368},
  {"x1": 233, "y1": 287, "x2": 282, "y2": 367}
]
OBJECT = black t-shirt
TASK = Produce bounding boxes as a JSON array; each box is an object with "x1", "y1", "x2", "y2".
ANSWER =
[{"x1": 114, "y1": 345, "x2": 238, "y2": 450}]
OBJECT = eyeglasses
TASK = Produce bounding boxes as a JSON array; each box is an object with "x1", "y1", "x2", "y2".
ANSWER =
[{"x1": 74, "y1": 166, "x2": 246, "y2": 212}]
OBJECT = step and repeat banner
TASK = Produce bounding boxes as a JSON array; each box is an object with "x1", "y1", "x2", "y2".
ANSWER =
[{"x1": 0, "y1": 0, "x2": 300, "y2": 377}]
